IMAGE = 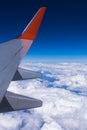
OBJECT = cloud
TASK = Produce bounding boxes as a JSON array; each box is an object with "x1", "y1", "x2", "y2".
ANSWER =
[{"x1": 0, "y1": 60, "x2": 87, "y2": 130}]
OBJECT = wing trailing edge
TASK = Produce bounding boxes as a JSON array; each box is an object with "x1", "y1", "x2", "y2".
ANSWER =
[
  {"x1": 12, "y1": 67, "x2": 41, "y2": 81},
  {"x1": 0, "y1": 91, "x2": 42, "y2": 113}
]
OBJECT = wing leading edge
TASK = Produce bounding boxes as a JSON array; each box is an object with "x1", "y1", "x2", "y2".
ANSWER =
[{"x1": 0, "y1": 7, "x2": 46, "y2": 112}]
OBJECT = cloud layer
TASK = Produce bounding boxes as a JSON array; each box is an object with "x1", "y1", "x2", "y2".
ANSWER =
[{"x1": 1, "y1": 61, "x2": 87, "y2": 130}]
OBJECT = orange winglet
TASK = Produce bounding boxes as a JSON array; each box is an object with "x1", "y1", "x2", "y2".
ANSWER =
[{"x1": 19, "y1": 7, "x2": 46, "y2": 40}]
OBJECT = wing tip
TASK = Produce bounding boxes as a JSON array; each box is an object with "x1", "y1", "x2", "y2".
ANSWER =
[
  {"x1": 39, "y1": 6, "x2": 46, "y2": 10},
  {"x1": 18, "y1": 7, "x2": 46, "y2": 40}
]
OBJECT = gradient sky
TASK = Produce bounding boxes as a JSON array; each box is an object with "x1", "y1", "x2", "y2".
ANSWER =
[{"x1": 0, "y1": 0, "x2": 87, "y2": 61}]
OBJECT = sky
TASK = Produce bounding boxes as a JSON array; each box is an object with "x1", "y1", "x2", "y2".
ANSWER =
[{"x1": 0, "y1": 0, "x2": 87, "y2": 61}]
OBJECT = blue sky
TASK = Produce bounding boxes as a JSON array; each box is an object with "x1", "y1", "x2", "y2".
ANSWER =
[{"x1": 0, "y1": 0, "x2": 87, "y2": 61}]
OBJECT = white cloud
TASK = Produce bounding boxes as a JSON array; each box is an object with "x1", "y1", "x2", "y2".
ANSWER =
[{"x1": 0, "y1": 60, "x2": 87, "y2": 130}]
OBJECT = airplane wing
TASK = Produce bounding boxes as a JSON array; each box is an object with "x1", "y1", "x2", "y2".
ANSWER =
[{"x1": 0, "y1": 7, "x2": 46, "y2": 112}]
